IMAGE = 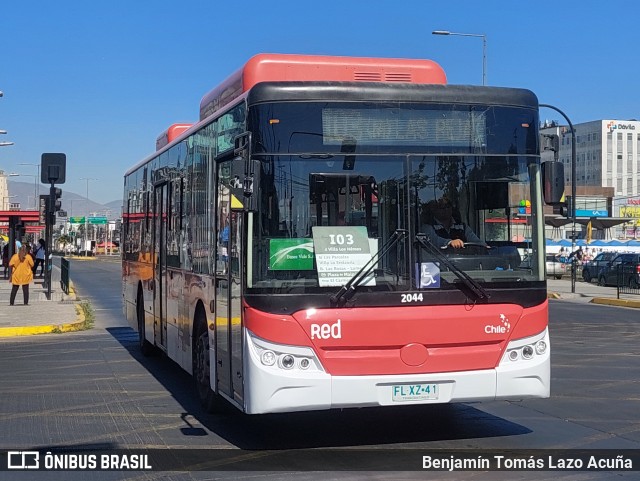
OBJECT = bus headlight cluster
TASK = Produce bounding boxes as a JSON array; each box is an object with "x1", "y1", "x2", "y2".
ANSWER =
[
  {"x1": 505, "y1": 339, "x2": 548, "y2": 362},
  {"x1": 248, "y1": 331, "x2": 324, "y2": 372}
]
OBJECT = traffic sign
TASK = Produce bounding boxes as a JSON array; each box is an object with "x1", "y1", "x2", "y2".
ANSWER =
[
  {"x1": 89, "y1": 217, "x2": 107, "y2": 224},
  {"x1": 69, "y1": 216, "x2": 85, "y2": 224}
]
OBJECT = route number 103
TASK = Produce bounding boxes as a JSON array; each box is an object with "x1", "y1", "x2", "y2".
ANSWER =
[{"x1": 328, "y1": 234, "x2": 354, "y2": 245}]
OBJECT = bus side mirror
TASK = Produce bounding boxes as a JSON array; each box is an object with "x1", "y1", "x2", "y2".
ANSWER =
[
  {"x1": 542, "y1": 161, "x2": 565, "y2": 205},
  {"x1": 230, "y1": 158, "x2": 261, "y2": 212},
  {"x1": 230, "y1": 131, "x2": 260, "y2": 212}
]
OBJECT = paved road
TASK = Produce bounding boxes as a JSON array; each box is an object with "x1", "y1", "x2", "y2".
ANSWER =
[{"x1": 0, "y1": 259, "x2": 638, "y2": 480}]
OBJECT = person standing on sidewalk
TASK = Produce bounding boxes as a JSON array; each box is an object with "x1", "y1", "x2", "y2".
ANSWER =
[
  {"x1": 32, "y1": 239, "x2": 46, "y2": 278},
  {"x1": 8, "y1": 245, "x2": 34, "y2": 306},
  {"x1": 1, "y1": 244, "x2": 8, "y2": 279}
]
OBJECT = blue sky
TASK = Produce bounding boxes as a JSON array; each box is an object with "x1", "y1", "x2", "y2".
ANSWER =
[{"x1": 0, "y1": 1, "x2": 636, "y2": 204}]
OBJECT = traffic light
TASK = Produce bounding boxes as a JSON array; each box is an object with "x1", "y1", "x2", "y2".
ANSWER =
[
  {"x1": 541, "y1": 134, "x2": 560, "y2": 160},
  {"x1": 14, "y1": 222, "x2": 25, "y2": 240},
  {"x1": 50, "y1": 187, "x2": 62, "y2": 213},
  {"x1": 556, "y1": 195, "x2": 573, "y2": 217},
  {"x1": 49, "y1": 188, "x2": 62, "y2": 225}
]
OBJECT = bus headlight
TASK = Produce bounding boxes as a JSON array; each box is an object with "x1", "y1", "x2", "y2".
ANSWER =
[
  {"x1": 501, "y1": 329, "x2": 549, "y2": 365},
  {"x1": 280, "y1": 355, "x2": 295, "y2": 369},
  {"x1": 248, "y1": 330, "x2": 325, "y2": 372},
  {"x1": 261, "y1": 350, "x2": 276, "y2": 366}
]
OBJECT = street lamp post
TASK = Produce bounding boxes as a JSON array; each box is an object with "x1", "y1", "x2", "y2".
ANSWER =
[
  {"x1": 80, "y1": 178, "x2": 97, "y2": 255},
  {"x1": 19, "y1": 163, "x2": 41, "y2": 210},
  {"x1": 0, "y1": 126, "x2": 14, "y2": 147},
  {"x1": 432, "y1": 30, "x2": 487, "y2": 86},
  {"x1": 10, "y1": 172, "x2": 38, "y2": 210},
  {"x1": 540, "y1": 103, "x2": 577, "y2": 293}
]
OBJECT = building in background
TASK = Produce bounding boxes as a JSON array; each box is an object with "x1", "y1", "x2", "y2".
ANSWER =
[
  {"x1": 0, "y1": 170, "x2": 10, "y2": 210},
  {"x1": 541, "y1": 119, "x2": 640, "y2": 239}
]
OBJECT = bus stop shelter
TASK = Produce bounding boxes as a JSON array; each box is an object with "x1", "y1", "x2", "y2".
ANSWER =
[{"x1": 0, "y1": 210, "x2": 43, "y2": 259}]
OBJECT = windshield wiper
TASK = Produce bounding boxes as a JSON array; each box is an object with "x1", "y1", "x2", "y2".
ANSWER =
[
  {"x1": 330, "y1": 229, "x2": 408, "y2": 307},
  {"x1": 414, "y1": 233, "x2": 490, "y2": 301}
]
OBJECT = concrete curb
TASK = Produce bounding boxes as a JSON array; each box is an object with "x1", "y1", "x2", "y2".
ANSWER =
[
  {"x1": 0, "y1": 302, "x2": 86, "y2": 337},
  {"x1": 548, "y1": 292, "x2": 561, "y2": 299},
  {"x1": 590, "y1": 297, "x2": 640, "y2": 308}
]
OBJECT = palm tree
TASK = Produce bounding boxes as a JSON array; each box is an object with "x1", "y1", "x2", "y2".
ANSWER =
[{"x1": 57, "y1": 234, "x2": 72, "y2": 252}]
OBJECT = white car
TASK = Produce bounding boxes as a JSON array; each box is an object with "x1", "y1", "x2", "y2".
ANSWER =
[{"x1": 545, "y1": 255, "x2": 568, "y2": 279}]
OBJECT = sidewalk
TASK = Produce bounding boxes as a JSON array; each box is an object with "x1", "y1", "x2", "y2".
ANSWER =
[
  {"x1": 547, "y1": 278, "x2": 640, "y2": 308},
  {"x1": 0, "y1": 265, "x2": 84, "y2": 337}
]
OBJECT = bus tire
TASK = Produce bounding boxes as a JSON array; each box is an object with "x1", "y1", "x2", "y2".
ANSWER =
[
  {"x1": 193, "y1": 311, "x2": 226, "y2": 413},
  {"x1": 137, "y1": 289, "x2": 155, "y2": 356}
]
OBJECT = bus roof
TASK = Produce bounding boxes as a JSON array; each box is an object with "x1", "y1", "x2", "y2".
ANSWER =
[
  {"x1": 199, "y1": 53, "x2": 447, "y2": 120},
  {"x1": 155, "y1": 123, "x2": 194, "y2": 151}
]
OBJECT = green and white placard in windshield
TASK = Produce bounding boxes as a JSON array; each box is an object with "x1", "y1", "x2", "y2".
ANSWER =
[
  {"x1": 312, "y1": 226, "x2": 375, "y2": 287},
  {"x1": 269, "y1": 238, "x2": 314, "y2": 270}
]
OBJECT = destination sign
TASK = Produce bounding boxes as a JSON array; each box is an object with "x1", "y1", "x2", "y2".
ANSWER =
[{"x1": 322, "y1": 108, "x2": 487, "y2": 147}]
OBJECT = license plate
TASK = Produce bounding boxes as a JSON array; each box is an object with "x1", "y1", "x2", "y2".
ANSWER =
[{"x1": 392, "y1": 383, "x2": 439, "y2": 402}]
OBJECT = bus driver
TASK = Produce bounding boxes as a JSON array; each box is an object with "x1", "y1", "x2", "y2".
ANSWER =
[{"x1": 422, "y1": 196, "x2": 484, "y2": 249}]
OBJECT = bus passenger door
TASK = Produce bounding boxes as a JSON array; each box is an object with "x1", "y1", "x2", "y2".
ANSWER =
[
  {"x1": 153, "y1": 182, "x2": 168, "y2": 350},
  {"x1": 215, "y1": 175, "x2": 244, "y2": 406},
  {"x1": 228, "y1": 211, "x2": 244, "y2": 404}
]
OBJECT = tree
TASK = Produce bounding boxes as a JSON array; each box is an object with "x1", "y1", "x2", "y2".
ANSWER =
[{"x1": 57, "y1": 234, "x2": 72, "y2": 252}]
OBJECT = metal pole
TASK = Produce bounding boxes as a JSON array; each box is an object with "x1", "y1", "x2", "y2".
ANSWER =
[
  {"x1": 80, "y1": 178, "x2": 97, "y2": 255},
  {"x1": 45, "y1": 183, "x2": 54, "y2": 300},
  {"x1": 18, "y1": 163, "x2": 40, "y2": 210},
  {"x1": 540, "y1": 103, "x2": 577, "y2": 293},
  {"x1": 432, "y1": 30, "x2": 487, "y2": 85},
  {"x1": 482, "y1": 35, "x2": 487, "y2": 86},
  {"x1": 85, "y1": 181, "x2": 89, "y2": 255}
]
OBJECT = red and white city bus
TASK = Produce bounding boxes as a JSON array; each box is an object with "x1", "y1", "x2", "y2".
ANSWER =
[{"x1": 122, "y1": 53, "x2": 562, "y2": 414}]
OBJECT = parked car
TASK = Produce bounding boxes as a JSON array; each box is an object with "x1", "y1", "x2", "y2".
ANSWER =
[
  {"x1": 596, "y1": 253, "x2": 640, "y2": 287},
  {"x1": 545, "y1": 254, "x2": 568, "y2": 279},
  {"x1": 582, "y1": 251, "x2": 618, "y2": 283}
]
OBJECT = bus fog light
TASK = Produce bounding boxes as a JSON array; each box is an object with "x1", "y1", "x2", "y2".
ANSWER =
[
  {"x1": 261, "y1": 350, "x2": 276, "y2": 366},
  {"x1": 522, "y1": 345, "x2": 534, "y2": 359},
  {"x1": 535, "y1": 340, "x2": 547, "y2": 355},
  {"x1": 280, "y1": 355, "x2": 295, "y2": 369},
  {"x1": 299, "y1": 358, "x2": 310, "y2": 370},
  {"x1": 508, "y1": 350, "x2": 519, "y2": 361}
]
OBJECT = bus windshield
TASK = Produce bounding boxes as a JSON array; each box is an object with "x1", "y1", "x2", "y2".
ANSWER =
[{"x1": 245, "y1": 101, "x2": 544, "y2": 295}]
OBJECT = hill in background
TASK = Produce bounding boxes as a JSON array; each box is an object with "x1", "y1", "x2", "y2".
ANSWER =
[{"x1": 7, "y1": 180, "x2": 122, "y2": 219}]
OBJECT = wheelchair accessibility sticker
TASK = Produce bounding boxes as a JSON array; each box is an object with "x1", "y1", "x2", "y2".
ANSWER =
[{"x1": 416, "y1": 262, "x2": 440, "y2": 288}]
